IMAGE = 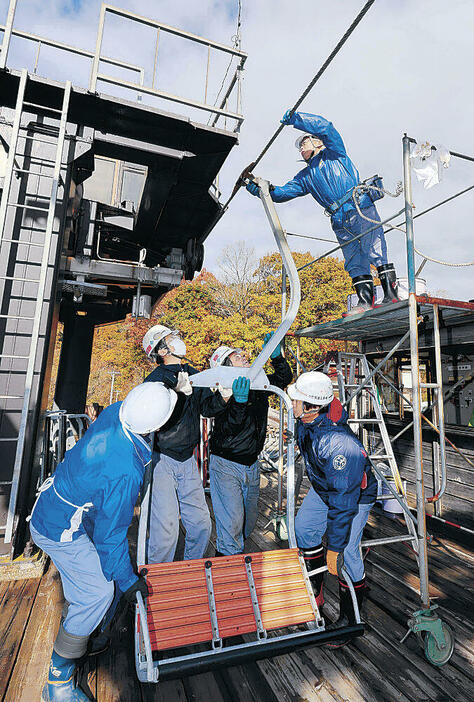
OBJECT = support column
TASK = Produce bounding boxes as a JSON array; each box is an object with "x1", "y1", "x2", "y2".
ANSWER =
[
  {"x1": 403, "y1": 134, "x2": 430, "y2": 608},
  {"x1": 55, "y1": 309, "x2": 95, "y2": 413}
]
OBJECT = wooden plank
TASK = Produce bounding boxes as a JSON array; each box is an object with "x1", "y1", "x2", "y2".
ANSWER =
[
  {"x1": 254, "y1": 648, "x2": 342, "y2": 702},
  {"x1": 141, "y1": 676, "x2": 187, "y2": 702},
  {"x1": 0, "y1": 578, "x2": 41, "y2": 699},
  {"x1": 96, "y1": 602, "x2": 143, "y2": 702},
  {"x1": 3, "y1": 562, "x2": 63, "y2": 702},
  {"x1": 214, "y1": 658, "x2": 282, "y2": 702}
]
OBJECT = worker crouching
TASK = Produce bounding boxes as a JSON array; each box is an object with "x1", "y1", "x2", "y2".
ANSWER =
[
  {"x1": 287, "y1": 371, "x2": 377, "y2": 644},
  {"x1": 29, "y1": 382, "x2": 177, "y2": 702},
  {"x1": 208, "y1": 333, "x2": 292, "y2": 556}
]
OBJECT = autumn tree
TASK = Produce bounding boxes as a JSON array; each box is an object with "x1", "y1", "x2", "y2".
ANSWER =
[
  {"x1": 84, "y1": 251, "x2": 353, "y2": 406},
  {"x1": 207, "y1": 241, "x2": 258, "y2": 319}
]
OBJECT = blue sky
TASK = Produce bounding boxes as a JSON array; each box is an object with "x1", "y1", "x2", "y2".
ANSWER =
[{"x1": 2, "y1": 0, "x2": 473, "y2": 300}]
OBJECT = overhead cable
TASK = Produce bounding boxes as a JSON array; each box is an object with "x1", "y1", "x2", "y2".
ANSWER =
[{"x1": 209, "y1": 0, "x2": 377, "y2": 231}]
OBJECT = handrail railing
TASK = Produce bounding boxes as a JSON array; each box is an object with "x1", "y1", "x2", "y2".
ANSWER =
[
  {"x1": 0, "y1": 0, "x2": 246, "y2": 131},
  {"x1": 89, "y1": 3, "x2": 246, "y2": 130}
]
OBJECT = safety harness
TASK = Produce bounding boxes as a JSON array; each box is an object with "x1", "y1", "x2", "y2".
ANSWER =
[{"x1": 325, "y1": 174, "x2": 384, "y2": 217}]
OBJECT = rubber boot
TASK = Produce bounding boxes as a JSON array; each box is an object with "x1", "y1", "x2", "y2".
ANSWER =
[
  {"x1": 300, "y1": 545, "x2": 325, "y2": 608},
  {"x1": 88, "y1": 585, "x2": 121, "y2": 657},
  {"x1": 326, "y1": 577, "x2": 366, "y2": 648},
  {"x1": 41, "y1": 651, "x2": 90, "y2": 701},
  {"x1": 342, "y1": 276, "x2": 374, "y2": 317},
  {"x1": 377, "y1": 263, "x2": 399, "y2": 304}
]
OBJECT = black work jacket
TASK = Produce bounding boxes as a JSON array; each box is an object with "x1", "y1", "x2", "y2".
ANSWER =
[
  {"x1": 144, "y1": 363, "x2": 225, "y2": 461},
  {"x1": 209, "y1": 356, "x2": 293, "y2": 466}
]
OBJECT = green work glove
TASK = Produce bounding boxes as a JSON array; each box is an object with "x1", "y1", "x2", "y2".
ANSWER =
[
  {"x1": 263, "y1": 331, "x2": 282, "y2": 359},
  {"x1": 232, "y1": 376, "x2": 250, "y2": 403}
]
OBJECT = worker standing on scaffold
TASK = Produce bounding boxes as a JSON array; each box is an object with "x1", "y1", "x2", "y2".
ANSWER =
[
  {"x1": 247, "y1": 111, "x2": 399, "y2": 316},
  {"x1": 287, "y1": 371, "x2": 377, "y2": 645},
  {"x1": 28, "y1": 382, "x2": 177, "y2": 702},
  {"x1": 207, "y1": 332, "x2": 292, "y2": 556}
]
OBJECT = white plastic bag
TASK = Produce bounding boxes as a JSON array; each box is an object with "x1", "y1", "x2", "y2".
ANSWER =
[{"x1": 410, "y1": 141, "x2": 451, "y2": 189}]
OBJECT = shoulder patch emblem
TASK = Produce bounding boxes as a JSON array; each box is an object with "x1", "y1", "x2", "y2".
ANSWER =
[{"x1": 333, "y1": 454, "x2": 347, "y2": 471}]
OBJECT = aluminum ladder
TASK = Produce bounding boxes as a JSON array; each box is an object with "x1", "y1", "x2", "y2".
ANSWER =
[
  {"x1": 0, "y1": 69, "x2": 71, "y2": 545},
  {"x1": 324, "y1": 351, "x2": 419, "y2": 552}
]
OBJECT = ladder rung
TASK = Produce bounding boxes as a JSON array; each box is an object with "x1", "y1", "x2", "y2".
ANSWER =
[
  {"x1": 0, "y1": 438, "x2": 18, "y2": 442},
  {"x1": 0, "y1": 275, "x2": 39, "y2": 283},
  {"x1": 19, "y1": 134, "x2": 61, "y2": 146},
  {"x1": 23, "y1": 101, "x2": 63, "y2": 114},
  {"x1": 361, "y1": 535, "x2": 416, "y2": 548},
  {"x1": 0, "y1": 395, "x2": 23, "y2": 399},
  {"x1": 370, "y1": 454, "x2": 392, "y2": 459},
  {"x1": 12, "y1": 157, "x2": 55, "y2": 168},
  {"x1": 0, "y1": 314, "x2": 35, "y2": 320},
  {"x1": 348, "y1": 418, "x2": 382, "y2": 423},
  {"x1": 0, "y1": 354, "x2": 30, "y2": 359},
  {"x1": 1, "y1": 238, "x2": 45, "y2": 247},
  {"x1": 13, "y1": 168, "x2": 54, "y2": 178},
  {"x1": 8, "y1": 203, "x2": 49, "y2": 212}
]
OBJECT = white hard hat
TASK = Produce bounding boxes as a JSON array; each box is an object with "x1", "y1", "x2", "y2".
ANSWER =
[
  {"x1": 119, "y1": 382, "x2": 177, "y2": 434},
  {"x1": 287, "y1": 371, "x2": 334, "y2": 407},
  {"x1": 210, "y1": 345, "x2": 236, "y2": 368},
  {"x1": 142, "y1": 324, "x2": 174, "y2": 358},
  {"x1": 295, "y1": 134, "x2": 324, "y2": 151}
]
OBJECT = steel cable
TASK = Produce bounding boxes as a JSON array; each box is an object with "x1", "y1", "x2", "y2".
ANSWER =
[{"x1": 203, "y1": 0, "x2": 377, "y2": 237}]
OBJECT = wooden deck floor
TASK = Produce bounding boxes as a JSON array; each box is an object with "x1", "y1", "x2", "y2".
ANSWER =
[{"x1": 1, "y1": 472, "x2": 473, "y2": 702}]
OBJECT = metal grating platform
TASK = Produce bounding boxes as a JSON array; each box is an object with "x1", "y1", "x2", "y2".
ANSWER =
[{"x1": 295, "y1": 296, "x2": 474, "y2": 342}]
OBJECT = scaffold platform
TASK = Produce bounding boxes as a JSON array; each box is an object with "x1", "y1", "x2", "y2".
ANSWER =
[{"x1": 295, "y1": 296, "x2": 474, "y2": 342}]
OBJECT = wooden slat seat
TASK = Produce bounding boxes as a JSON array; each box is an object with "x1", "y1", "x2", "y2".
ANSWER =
[{"x1": 139, "y1": 548, "x2": 316, "y2": 651}]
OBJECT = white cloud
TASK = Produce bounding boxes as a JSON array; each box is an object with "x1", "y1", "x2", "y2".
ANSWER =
[{"x1": 3, "y1": 0, "x2": 473, "y2": 299}]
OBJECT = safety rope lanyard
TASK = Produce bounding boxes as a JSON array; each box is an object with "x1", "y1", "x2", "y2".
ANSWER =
[
  {"x1": 297, "y1": 183, "x2": 474, "y2": 273},
  {"x1": 351, "y1": 182, "x2": 474, "y2": 267}
]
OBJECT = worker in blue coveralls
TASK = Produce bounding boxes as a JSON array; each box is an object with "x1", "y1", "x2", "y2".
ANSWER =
[
  {"x1": 207, "y1": 333, "x2": 292, "y2": 556},
  {"x1": 28, "y1": 382, "x2": 177, "y2": 702},
  {"x1": 287, "y1": 371, "x2": 377, "y2": 645},
  {"x1": 142, "y1": 324, "x2": 228, "y2": 564},
  {"x1": 246, "y1": 111, "x2": 399, "y2": 316}
]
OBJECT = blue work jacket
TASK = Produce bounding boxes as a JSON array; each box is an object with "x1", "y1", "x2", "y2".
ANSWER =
[
  {"x1": 295, "y1": 399, "x2": 377, "y2": 552},
  {"x1": 271, "y1": 112, "x2": 372, "y2": 222},
  {"x1": 30, "y1": 403, "x2": 151, "y2": 592}
]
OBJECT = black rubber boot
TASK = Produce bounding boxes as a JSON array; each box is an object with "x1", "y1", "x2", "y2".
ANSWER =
[
  {"x1": 300, "y1": 545, "x2": 325, "y2": 608},
  {"x1": 343, "y1": 276, "x2": 374, "y2": 317},
  {"x1": 377, "y1": 263, "x2": 399, "y2": 304},
  {"x1": 325, "y1": 577, "x2": 366, "y2": 648}
]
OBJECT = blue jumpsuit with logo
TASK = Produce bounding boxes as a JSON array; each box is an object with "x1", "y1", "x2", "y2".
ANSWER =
[
  {"x1": 271, "y1": 112, "x2": 388, "y2": 279},
  {"x1": 295, "y1": 399, "x2": 377, "y2": 581},
  {"x1": 29, "y1": 403, "x2": 151, "y2": 636}
]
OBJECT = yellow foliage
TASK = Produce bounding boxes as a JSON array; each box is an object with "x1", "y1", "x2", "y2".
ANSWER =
[{"x1": 85, "y1": 253, "x2": 354, "y2": 406}]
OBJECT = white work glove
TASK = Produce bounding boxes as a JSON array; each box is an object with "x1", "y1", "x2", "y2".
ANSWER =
[
  {"x1": 175, "y1": 371, "x2": 193, "y2": 396},
  {"x1": 219, "y1": 386, "x2": 232, "y2": 400}
]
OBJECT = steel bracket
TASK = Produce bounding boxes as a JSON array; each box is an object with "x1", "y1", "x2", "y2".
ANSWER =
[{"x1": 401, "y1": 604, "x2": 447, "y2": 649}]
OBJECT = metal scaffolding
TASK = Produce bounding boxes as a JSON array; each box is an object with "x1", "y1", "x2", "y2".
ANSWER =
[{"x1": 284, "y1": 134, "x2": 474, "y2": 666}]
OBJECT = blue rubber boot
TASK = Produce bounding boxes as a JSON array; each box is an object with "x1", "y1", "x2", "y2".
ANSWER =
[{"x1": 41, "y1": 651, "x2": 90, "y2": 701}]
